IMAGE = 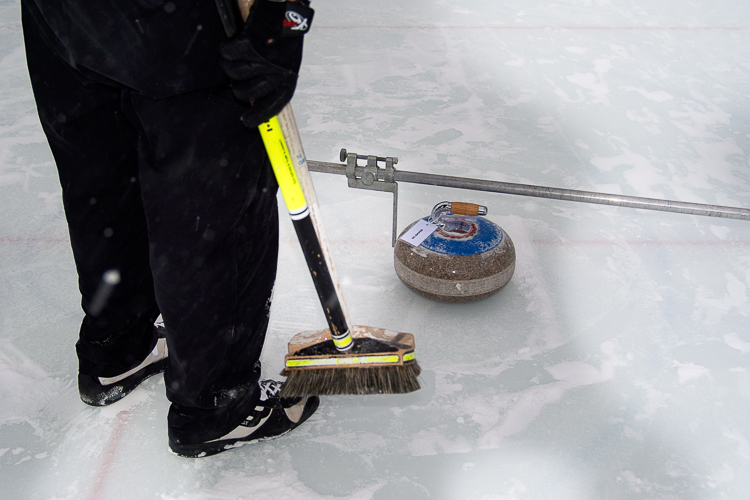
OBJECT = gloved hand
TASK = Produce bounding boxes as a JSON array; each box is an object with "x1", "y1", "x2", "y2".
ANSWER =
[{"x1": 219, "y1": 0, "x2": 314, "y2": 128}]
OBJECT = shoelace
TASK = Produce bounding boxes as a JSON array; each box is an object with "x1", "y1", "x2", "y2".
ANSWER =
[{"x1": 258, "y1": 379, "x2": 283, "y2": 401}]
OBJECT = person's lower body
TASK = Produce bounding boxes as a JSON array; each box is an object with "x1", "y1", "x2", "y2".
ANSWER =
[{"x1": 22, "y1": 2, "x2": 317, "y2": 453}]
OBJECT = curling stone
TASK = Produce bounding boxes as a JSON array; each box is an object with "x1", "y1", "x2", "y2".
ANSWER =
[{"x1": 394, "y1": 202, "x2": 515, "y2": 303}]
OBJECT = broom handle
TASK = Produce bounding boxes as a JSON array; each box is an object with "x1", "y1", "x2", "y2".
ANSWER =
[{"x1": 259, "y1": 105, "x2": 354, "y2": 352}]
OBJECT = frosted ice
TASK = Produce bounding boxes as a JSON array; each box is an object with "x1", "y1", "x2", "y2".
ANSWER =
[{"x1": 1, "y1": 0, "x2": 749, "y2": 499}]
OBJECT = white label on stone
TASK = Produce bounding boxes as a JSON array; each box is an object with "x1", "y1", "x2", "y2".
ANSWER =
[{"x1": 399, "y1": 219, "x2": 438, "y2": 247}]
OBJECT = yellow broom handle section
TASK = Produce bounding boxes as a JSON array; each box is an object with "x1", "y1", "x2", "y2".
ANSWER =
[{"x1": 259, "y1": 117, "x2": 308, "y2": 217}]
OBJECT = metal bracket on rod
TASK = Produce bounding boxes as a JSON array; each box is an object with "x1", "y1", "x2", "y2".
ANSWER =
[{"x1": 341, "y1": 148, "x2": 400, "y2": 246}]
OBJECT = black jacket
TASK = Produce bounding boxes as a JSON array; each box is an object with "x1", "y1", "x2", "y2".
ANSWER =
[{"x1": 23, "y1": 0, "x2": 229, "y2": 98}]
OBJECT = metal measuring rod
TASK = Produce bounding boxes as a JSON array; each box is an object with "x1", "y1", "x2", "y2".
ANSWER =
[{"x1": 307, "y1": 148, "x2": 750, "y2": 246}]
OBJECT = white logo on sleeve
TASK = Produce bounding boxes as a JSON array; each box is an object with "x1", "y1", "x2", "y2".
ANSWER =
[{"x1": 285, "y1": 11, "x2": 309, "y2": 31}]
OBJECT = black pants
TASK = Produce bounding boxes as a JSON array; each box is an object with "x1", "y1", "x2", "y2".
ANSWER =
[{"x1": 23, "y1": 4, "x2": 279, "y2": 440}]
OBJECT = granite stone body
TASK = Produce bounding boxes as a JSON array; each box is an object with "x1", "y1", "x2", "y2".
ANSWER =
[{"x1": 394, "y1": 216, "x2": 515, "y2": 303}]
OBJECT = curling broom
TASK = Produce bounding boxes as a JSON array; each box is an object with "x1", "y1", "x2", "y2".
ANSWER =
[{"x1": 259, "y1": 104, "x2": 421, "y2": 397}]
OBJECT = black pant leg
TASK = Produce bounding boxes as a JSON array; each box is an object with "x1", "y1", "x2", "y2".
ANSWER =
[
  {"x1": 22, "y1": 4, "x2": 159, "y2": 378},
  {"x1": 25, "y1": 0, "x2": 280, "y2": 439},
  {"x1": 129, "y1": 88, "x2": 279, "y2": 420}
]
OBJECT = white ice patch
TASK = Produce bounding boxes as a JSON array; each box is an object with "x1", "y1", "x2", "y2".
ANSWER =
[
  {"x1": 691, "y1": 141, "x2": 745, "y2": 185},
  {"x1": 623, "y1": 426, "x2": 644, "y2": 441},
  {"x1": 477, "y1": 342, "x2": 626, "y2": 448},
  {"x1": 550, "y1": 205, "x2": 582, "y2": 221},
  {"x1": 669, "y1": 104, "x2": 731, "y2": 138},
  {"x1": 0, "y1": 339, "x2": 64, "y2": 430},
  {"x1": 548, "y1": 341, "x2": 625, "y2": 386},
  {"x1": 593, "y1": 183, "x2": 623, "y2": 195},
  {"x1": 160, "y1": 470, "x2": 385, "y2": 500},
  {"x1": 566, "y1": 73, "x2": 608, "y2": 104},
  {"x1": 625, "y1": 108, "x2": 662, "y2": 134},
  {"x1": 537, "y1": 116, "x2": 559, "y2": 133},
  {"x1": 452, "y1": 6, "x2": 474, "y2": 15},
  {"x1": 617, "y1": 470, "x2": 655, "y2": 494},
  {"x1": 505, "y1": 58, "x2": 525, "y2": 67},
  {"x1": 476, "y1": 383, "x2": 567, "y2": 449},
  {"x1": 501, "y1": 90, "x2": 536, "y2": 107},
  {"x1": 565, "y1": 46, "x2": 588, "y2": 54},
  {"x1": 706, "y1": 463, "x2": 736, "y2": 489},
  {"x1": 545, "y1": 361, "x2": 609, "y2": 386},
  {"x1": 609, "y1": 44, "x2": 629, "y2": 59},
  {"x1": 724, "y1": 333, "x2": 750, "y2": 354},
  {"x1": 633, "y1": 380, "x2": 669, "y2": 420},
  {"x1": 565, "y1": 58, "x2": 612, "y2": 105},
  {"x1": 672, "y1": 361, "x2": 711, "y2": 384},
  {"x1": 0, "y1": 172, "x2": 24, "y2": 187},
  {"x1": 434, "y1": 372, "x2": 463, "y2": 395},
  {"x1": 408, "y1": 427, "x2": 472, "y2": 456},
  {"x1": 474, "y1": 391, "x2": 517, "y2": 429},
  {"x1": 723, "y1": 430, "x2": 750, "y2": 460},
  {"x1": 311, "y1": 431, "x2": 387, "y2": 455},
  {"x1": 711, "y1": 63, "x2": 732, "y2": 72},
  {"x1": 589, "y1": 149, "x2": 668, "y2": 199},
  {"x1": 508, "y1": 219, "x2": 565, "y2": 350},
  {"x1": 710, "y1": 225, "x2": 730, "y2": 240},
  {"x1": 621, "y1": 86, "x2": 674, "y2": 102},
  {"x1": 692, "y1": 273, "x2": 748, "y2": 325}
]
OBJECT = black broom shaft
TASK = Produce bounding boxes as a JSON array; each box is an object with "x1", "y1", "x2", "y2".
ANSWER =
[{"x1": 291, "y1": 214, "x2": 349, "y2": 338}]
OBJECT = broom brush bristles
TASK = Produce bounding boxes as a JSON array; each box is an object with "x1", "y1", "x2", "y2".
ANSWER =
[{"x1": 280, "y1": 362, "x2": 422, "y2": 398}]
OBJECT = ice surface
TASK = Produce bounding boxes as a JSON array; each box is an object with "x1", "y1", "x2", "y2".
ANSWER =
[{"x1": 1, "y1": 0, "x2": 749, "y2": 499}]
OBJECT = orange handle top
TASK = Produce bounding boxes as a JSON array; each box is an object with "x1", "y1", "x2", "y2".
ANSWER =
[{"x1": 450, "y1": 202, "x2": 487, "y2": 216}]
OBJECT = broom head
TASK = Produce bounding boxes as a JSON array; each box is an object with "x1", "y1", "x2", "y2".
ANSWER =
[{"x1": 280, "y1": 325, "x2": 421, "y2": 397}]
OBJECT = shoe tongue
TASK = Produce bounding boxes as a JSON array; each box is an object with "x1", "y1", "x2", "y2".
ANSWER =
[{"x1": 258, "y1": 380, "x2": 282, "y2": 401}]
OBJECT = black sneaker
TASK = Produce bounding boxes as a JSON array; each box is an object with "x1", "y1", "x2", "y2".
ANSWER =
[
  {"x1": 169, "y1": 380, "x2": 320, "y2": 458},
  {"x1": 78, "y1": 323, "x2": 168, "y2": 406}
]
